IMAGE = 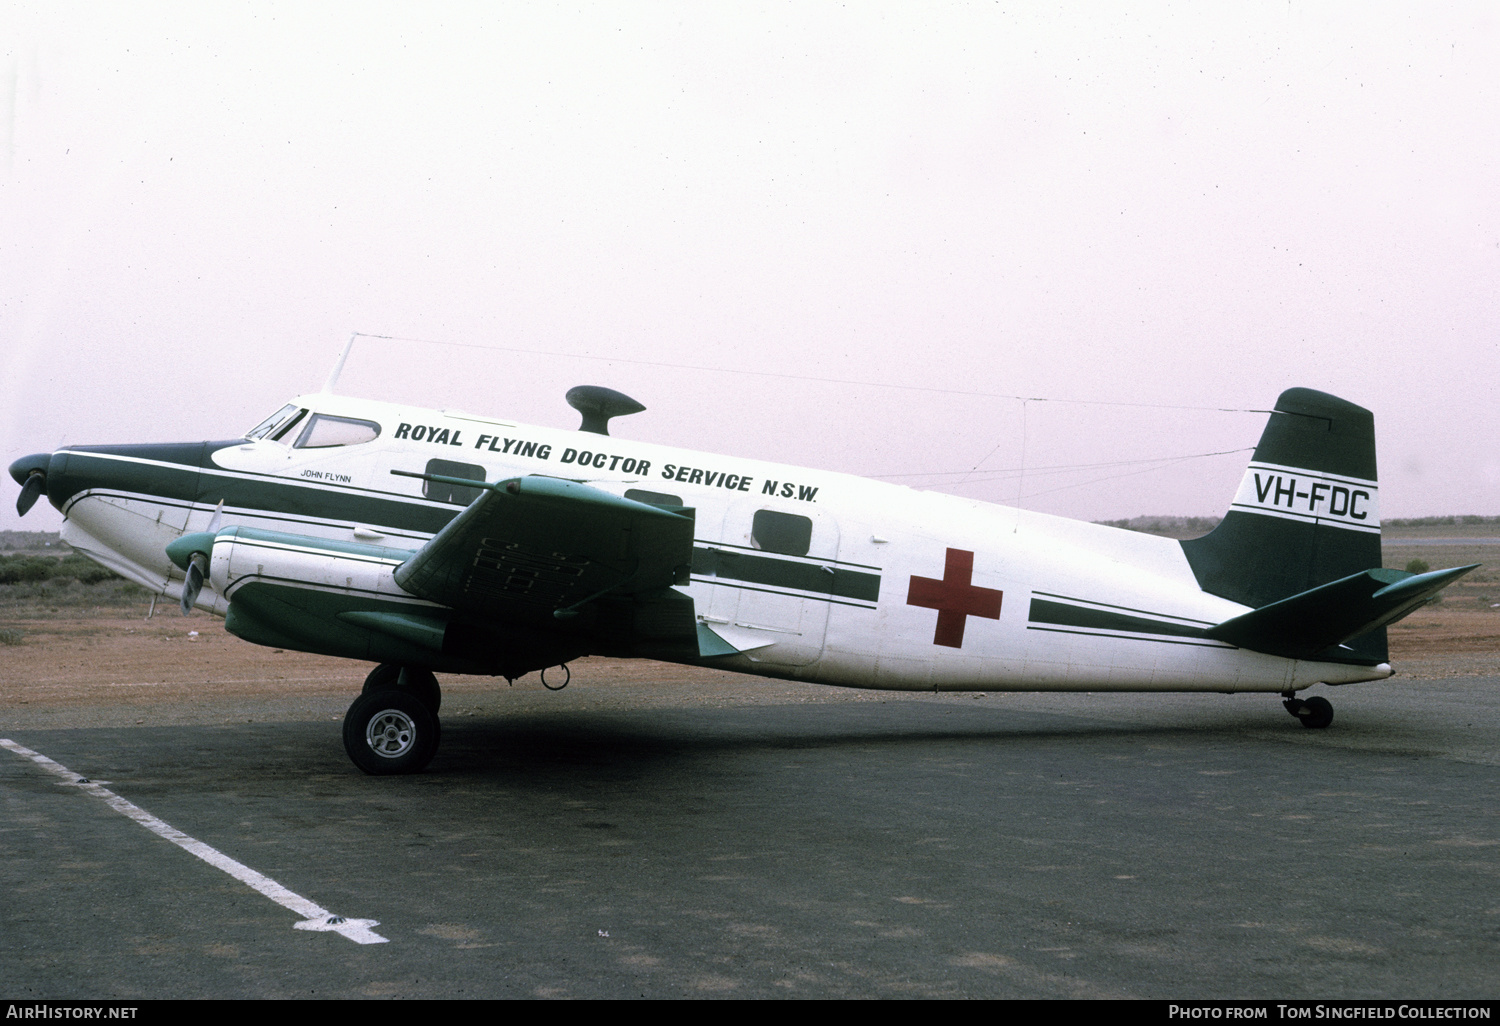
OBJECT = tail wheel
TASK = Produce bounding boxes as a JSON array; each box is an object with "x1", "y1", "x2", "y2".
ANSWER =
[
  {"x1": 1284, "y1": 696, "x2": 1334, "y2": 729},
  {"x1": 1299, "y1": 696, "x2": 1334, "y2": 729},
  {"x1": 343, "y1": 688, "x2": 440, "y2": 775},
  {"x1": 362, "y1": 663, "x2": 441, "y2": 714}
]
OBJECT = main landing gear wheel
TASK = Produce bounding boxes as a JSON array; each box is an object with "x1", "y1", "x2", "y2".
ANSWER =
[
  {"x1": 343, "y1": 688, "x2": 440, "y2": 775},
  {"x1": 1284, "y1": 695, "x2": 1334, "y2": 729},
  {"x1": 362, "y1": 662, "x2": 441, "y2": 714}
]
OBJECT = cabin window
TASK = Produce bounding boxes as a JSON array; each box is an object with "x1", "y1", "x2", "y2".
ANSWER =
[
  {"x1": 245, "y1": 404, "x2": 300, "y2": 441},
  {"x1": 424, "y1": 459, "x2": 486, "y2": 505},
  {"x1": 752, "y1": 510, "x2": 812, "y2": 556},
  {"x1": 625, "y1": 489, "x2": 683, "y2": 508},
  {"x1": 293, "y1": 414, "x2": 381, "y2": 449}
]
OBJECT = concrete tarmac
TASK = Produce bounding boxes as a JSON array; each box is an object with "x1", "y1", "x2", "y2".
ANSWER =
[{"x1": 3, "y1": 680, "x2": 1499, "y2": 999}]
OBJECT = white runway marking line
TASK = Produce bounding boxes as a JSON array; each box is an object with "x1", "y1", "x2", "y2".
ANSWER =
[{"x1": 1, "y1": 738, "x2": 388, "y2": 945}]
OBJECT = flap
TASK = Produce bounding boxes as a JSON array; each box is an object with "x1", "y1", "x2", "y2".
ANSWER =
[
  {"x1": 695, "y1": 620, "x2": 781, "y2": 657},
  {"x1": 393, "y1": 474, "x2": 696, "y2": 632}
]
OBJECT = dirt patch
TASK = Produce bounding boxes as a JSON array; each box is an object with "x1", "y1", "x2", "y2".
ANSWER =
[
  {"x1": 1, "y1": 616, "x2": 352, "y2": 702},
  {"x1": 0, "y1": 614, "x2": 891, "y2": 729},
  {"x1": 1387, "y1": 607, "x2": 1500, "y2": 657},
  {"x1": 2, "y1": 604, "x2": 1494, "y2": 728},
  {"x1": 1385, "y1": 607, "x2": 1500, "y2": 679}
]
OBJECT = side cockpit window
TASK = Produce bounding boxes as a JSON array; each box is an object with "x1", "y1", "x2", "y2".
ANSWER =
[{"x1": 293, "y1": 414, "x2": 381, "y2": 449}]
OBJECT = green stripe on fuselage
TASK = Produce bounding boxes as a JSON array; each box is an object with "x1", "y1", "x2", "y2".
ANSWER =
[
  {"x1": 1027, "y1": 598, "x2": 1208, "y2": 639},
  {"x1": 691, "y1": 546, "x2": 880, "y2": 602},
  {"x1": 56, "y1": 451, "x2": 459, "y2": 535}
]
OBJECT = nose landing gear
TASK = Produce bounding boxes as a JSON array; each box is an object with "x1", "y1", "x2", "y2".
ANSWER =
[{"x1": 1283, "y1": 694, "x2": 1334, "y2": 729}]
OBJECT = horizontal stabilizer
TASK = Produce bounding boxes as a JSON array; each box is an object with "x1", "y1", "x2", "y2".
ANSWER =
[{"x1": 1205, "y1": 564, "x2": 1478, "y2": 662}]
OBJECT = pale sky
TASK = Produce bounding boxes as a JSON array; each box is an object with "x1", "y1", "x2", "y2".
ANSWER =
[{"x1": 4, "y1": 2, "x2": 1498, "y2": 535}]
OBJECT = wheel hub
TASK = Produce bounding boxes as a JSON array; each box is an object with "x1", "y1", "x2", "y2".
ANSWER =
[{"x1": 365, "y1": 709, "x2": 417, "y2": 758}]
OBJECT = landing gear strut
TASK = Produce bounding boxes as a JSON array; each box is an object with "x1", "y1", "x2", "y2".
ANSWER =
[
  {"x1": 362, "y1": 662, "x2": 442, "y2": 714},
  {"x1": 344, "y1": 663, "x2": 444, "y2": 774},
  {"x1": 1283, "y1": 695, "x2": 1334, "y2": 729}
]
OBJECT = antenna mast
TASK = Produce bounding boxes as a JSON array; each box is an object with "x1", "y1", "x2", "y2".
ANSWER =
[{"x1": 322, "y1": 332, "x2": 361, "y2": 394}]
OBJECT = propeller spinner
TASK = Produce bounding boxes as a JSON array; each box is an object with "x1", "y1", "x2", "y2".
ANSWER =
[{"x1": 9, "y1": 454, "x2": 51, "y2": 516}]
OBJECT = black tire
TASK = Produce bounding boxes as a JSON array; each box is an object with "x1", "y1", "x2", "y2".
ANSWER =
[
  {"x1": 361, "y1": 663, "x2": 441, "y2": 714},
  {"x1": 1299, "y1": 695, "x2": 1334, "y2": 729},
  {"x1": 362, "y1": 663, "x2": 401, "y2": 692},
  {"x1": 343, "y1": 688, "x2": 440, "y2": 775}
]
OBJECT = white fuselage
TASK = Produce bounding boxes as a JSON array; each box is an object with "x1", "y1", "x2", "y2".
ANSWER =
[{"x1": 56, "y1": 393, "x2": 1391, "y2": 694}]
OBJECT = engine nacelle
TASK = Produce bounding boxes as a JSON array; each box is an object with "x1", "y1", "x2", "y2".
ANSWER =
[
  {"x1": 208, "y1": 525, "x2": 417, "y2": 606},
  {"x1": 199, "y1": 526, "x2": 584, "y2": 677}
]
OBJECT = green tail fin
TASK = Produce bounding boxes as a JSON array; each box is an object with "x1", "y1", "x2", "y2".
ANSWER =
[{"x1": 1182, "y1": 388, "x2": 1385, "y2": 660}]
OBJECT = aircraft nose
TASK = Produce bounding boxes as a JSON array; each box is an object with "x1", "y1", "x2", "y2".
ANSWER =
[
  {"x1": 9, "y1": 452, "x2": 51, "y2": 487},
  {"x1": 10, "y1": 452, "x2": 54, "y2": 517}
]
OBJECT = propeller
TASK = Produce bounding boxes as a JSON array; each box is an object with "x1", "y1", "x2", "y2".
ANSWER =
[
  {"x1": 181, "y1": 553, "x2": 209, "y2": 615},
  {"x1": 10, "y1": 454, "x2": 51, "y2": 516},
  {"x1": 168, "y1": 501, "x2": 225, "y2": 616},
  {"x1": 16, "y1": 472, "x2": 45, "y2": 516}
]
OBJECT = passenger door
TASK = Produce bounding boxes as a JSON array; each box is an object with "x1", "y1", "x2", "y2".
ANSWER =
[{"x1": 699, "y1": 505, "x2": 840, "y2": 668}]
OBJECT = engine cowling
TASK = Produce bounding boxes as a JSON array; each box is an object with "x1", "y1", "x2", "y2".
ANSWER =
[{"x1": 183, "y1": 525, "x2": 584, "y2": 677}]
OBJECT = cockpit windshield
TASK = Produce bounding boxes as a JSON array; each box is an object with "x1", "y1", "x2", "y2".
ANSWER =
[{"x1": 245, "y1": 404, "x2": 301, "y2": 440}]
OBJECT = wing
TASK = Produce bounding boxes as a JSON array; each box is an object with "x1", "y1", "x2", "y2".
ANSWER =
[{"x1": 393, "y1": 474, "x2": 700, "y2": 656}]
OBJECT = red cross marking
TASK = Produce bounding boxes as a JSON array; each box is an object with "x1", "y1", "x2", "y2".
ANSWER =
[{"x1": 906, "y1": 548, "x2": 1003, "y2": 649}]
